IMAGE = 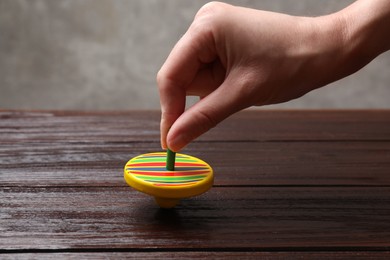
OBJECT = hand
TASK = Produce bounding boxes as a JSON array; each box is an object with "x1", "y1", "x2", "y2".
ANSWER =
[{"x1": 157, "y1": 1, "x2": 390, "y2": 152}]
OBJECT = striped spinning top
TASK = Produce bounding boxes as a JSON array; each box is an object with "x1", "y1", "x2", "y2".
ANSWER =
[{"x1": 124, "y1": 152, "x2": 213, "y2": 200}]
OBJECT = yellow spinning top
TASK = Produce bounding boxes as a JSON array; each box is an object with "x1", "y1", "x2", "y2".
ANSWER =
[{"x1": 124, "y1": 151, "x2": 213, "y2": 208}]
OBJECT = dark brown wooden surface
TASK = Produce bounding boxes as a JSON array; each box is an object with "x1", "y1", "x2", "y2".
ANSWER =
[{"x1": 1, "y1": 110, "x2": 390, "y2": 259}]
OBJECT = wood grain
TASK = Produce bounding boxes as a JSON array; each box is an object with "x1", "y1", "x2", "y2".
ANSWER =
[
  {"x1": 1, "y1": 110, "x2": 389, "y2": 187},
  {"x1": 2, "y1": 252, "x2": 390, "y2": 260},
  {"x1": 1, "y1": 110, "x2": 389, "y2": 143},
  {"x1": 1, "y1": 110, "x2": 390, "y2": 258},
  {"x1": 1, "y1": 141, "x2": 390, "y2": 186},
  {"x1": 2, "y1": 186, "x2": 390, "y2": 250}
]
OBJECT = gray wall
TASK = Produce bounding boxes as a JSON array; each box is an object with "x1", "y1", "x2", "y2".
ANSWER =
[{"x1": 1, "y1": 0, "x2": 389, "y2": 110}]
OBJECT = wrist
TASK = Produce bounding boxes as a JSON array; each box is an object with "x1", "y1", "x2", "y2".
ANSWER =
[
  {"x1": 305, "y1": 0, "x2": 390, "y2": 88},
  {"x1": 334, "y1": 0, "x2": 390, "y2": 70},
  {"x1": 291, "y1": 14, "x2": 351, "y2": 90}
]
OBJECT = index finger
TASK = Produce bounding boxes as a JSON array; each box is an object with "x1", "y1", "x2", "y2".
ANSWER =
[{"x1": 157, "y1": 23, "x2": 217, "y2": 149}]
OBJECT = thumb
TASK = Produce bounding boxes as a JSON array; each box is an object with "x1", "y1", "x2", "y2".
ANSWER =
[{"x1": 166, "y1": 78, "x2": 246, "y2": 152}]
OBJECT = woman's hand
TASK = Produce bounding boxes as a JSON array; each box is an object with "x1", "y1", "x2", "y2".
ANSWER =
[{"x1": 157, "y1": 1, "x2": 390, "y2": 152}]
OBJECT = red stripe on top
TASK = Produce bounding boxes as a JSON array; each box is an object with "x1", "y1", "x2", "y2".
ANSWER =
[
  {"x1": 130, "y1": 170, "x2": 210, "y2": 177},
  {"x1": 154, "y1": 182, "x2": 196, "y2": 187},
  {"x1": 128, "y1": 162, "x2": 206, "y2": 167}
]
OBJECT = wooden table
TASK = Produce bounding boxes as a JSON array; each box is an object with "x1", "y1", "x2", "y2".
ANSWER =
[{"x1": 1, "y1": 110, "x2": 390, "y2": 259}]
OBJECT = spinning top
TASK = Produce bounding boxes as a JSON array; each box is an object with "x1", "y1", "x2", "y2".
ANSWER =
[{"x1": 124, "y1": 150, "x2": 213, "y2": 208}]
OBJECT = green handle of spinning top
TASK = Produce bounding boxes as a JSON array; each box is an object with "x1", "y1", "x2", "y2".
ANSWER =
[{"x1": 166, "y1": 148, "x2": 176, "y2": 171}]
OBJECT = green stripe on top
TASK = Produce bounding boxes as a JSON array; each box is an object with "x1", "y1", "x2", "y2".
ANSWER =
[
  {"x1": 126, "y1": 152, "x2": 211, "y2": 186},
  {"x1": 134, "y1": 175, "x2": 206, "y2": 182}
]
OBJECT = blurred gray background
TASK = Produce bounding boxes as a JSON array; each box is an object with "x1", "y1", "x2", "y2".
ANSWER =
[{"x1": 0, "y1": 0, "x2": 389, "y2": 110}]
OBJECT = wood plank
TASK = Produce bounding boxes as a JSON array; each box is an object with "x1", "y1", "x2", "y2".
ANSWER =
[
  {"x1": 1, "y1": 141, "x2": 389, "y2": 186},
  {"x1": 2, "y1": 186, "x2": 390, "y2": 250},
  {"x1": 0, "y1": 111, "x2": 160, "y2": 144},
  {"x1": 1, "y1": 251, "x2": 390, "y2": 260},
  {"x1": 211, "y1": 109, "x2": 390, "y2": 142},
  {"x1": 1, "y1": 110, "x2": 389, "y2": 143}
]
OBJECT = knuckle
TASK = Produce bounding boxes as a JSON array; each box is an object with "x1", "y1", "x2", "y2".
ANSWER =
[
  {"x1": 156, "y1": 73, "x2": 168, "y2": 93},
  {"x1": 195, "y1": 2, "x2": 225, "y2": 19},
  {"x1": 230, "y1": 69, "x2": 265, "y2": 105},
  {"x1": 191, "y1": 2, "x2": 227, "y2": 35},
  {"x1": 156, "y1": 69, "x2": 175, "y2": 93},
  {"x1": 156, "y1": 70, "x2": 164, "y2": 88},
  {"x1": 196, "y1": 110, "x2": 218, "y2": 132}
]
